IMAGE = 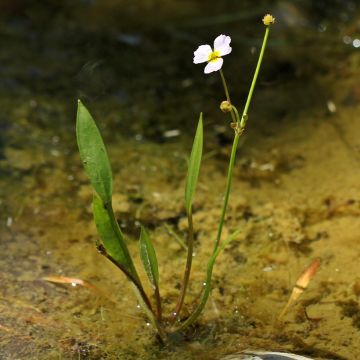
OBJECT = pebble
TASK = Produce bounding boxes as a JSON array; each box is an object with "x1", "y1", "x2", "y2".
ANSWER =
[{"x1": 221, "y1": 351, "x2": 314, "y2": 360}]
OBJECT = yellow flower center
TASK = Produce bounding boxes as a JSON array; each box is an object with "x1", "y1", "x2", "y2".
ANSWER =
[{"x1": 208, "y1": 51, "x2": 221, "y2": 63}]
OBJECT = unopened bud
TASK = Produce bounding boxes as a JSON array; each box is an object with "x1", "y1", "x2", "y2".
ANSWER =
[
  {"x1": 262, "y1": 14, "x2": 275, "y2": 26},
  {"x1": 220, "y1": 100, "x2": 232, "y2": 113}
]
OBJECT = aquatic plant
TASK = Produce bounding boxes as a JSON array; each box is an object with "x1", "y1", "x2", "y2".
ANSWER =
[{"x1": 76, "y1": 15, "x2": 275, "y2": 342}]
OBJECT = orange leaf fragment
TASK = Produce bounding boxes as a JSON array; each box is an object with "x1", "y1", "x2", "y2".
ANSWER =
[
  {"x1": 43, "y1": 275, "x2": 113, "y2": 302},
  {"x1": 278, "y1": 258, "x2": 321, "y2": 320}
]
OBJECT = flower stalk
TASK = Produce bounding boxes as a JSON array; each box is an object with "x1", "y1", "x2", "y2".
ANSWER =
[
  {"x1": 219, "y1": 69, "x2": 237, "y2": 125},
  {"x1": 172, "y1": 210, "x2": 195, "y2": 321},
  {"x1": 241, "y1": 25, "x2": 271, "y2": 128},
  {"x1": 214, "y1": 23, "x2": 272, "y2": 252}
]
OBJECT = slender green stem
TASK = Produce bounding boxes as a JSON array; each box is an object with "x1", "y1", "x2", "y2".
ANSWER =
[
  {"x1": 154, "y1": 284, "x2": 162, "y2": 322},
  {"x1": 219, "y1": 69, "x2": 237, "y2": 124},
  {"x1": 240, "y1": 26, "x2": 270, "y2": 127},
  {"x1": 213, "y1": 132, "x2": 239, "y2": 251},
  {"x1": 215, "y1": 70, "x2": 243, "y2": 254},
  {"x1": 96, "y1": 243, "x2": 151, "y2": 311},
  {"x1": 231, "y1": 105, "x2": 241, "y2": 123},
  {"x1": 173, "y1": 210, "x2": 195, "y2": 320},
  {"x1": 219, "y1": 69, "x2": 231, "y2": 103},
  {"x1": 164, "y1": 223, "x2": 187, "y2": 251},
  {"x1": 214, "y1": 25, "x2": 271, "y2": 252},
  {"x1": 131, "y1": 283, "x2": 167, "y2": 343},
  {"x1": 175, "y1": 229, "x2": 242, "y2": 331},
  {"x1": 96, "y1": 243, "x2": 166, "y2": 341}
]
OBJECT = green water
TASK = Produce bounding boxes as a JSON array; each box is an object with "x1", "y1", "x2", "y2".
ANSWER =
[{"x1": 1, "y1": 1, "x2": 360, "y2": 359}]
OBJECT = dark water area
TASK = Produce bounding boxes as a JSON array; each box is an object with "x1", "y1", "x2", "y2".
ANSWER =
[{"x1": 1, "y1": 1, "x2": 360, "y2": 359}]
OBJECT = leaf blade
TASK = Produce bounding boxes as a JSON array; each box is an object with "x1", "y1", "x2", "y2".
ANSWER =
[
  {"x1": 92, "y1": 195, "x2": 140, "y2": 282},
  {"x1": 185, "y1": 113, "x2": 203, "y2": 214},
  {"x1": 139, "y1": 226, "x2": 159, "y2": 287},
  {"x1": 76, "y1": 99, "x2": 113, "y2": 204}
]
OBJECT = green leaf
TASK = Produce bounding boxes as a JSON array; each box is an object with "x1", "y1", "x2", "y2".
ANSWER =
[
  {"x1": 76, "y1": 99, "x2": 113, "y2": 204},
  {"x1": 185, "y1": 113, "x2": 203, "y2": 214},
  {"x1": 139, "y1": 226, "x2": 159, "y2": 287},
  {"x1": 92, "y1": 194, "x2": 140, "y2": 283}
]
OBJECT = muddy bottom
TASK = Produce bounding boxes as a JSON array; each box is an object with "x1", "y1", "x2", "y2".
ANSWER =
[
  {"x1": 1, "y1": 87, "x2": 360, "y2": 359},
  {"x1": 1, "y1": 1, "x2": 360, "y2": 359}
]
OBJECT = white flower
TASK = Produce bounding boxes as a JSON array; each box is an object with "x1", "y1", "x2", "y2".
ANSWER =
[{"x1": 193, "y1": 34, "x2": 232, "y2": 74}]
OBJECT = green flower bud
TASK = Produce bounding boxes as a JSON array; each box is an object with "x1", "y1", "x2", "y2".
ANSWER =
[
  {"x1": 263, "y1": 14, "x2": 275, "y2": 26},
  {"x1": 220, "y1": 100, "x2": 232, "y2": 113}
]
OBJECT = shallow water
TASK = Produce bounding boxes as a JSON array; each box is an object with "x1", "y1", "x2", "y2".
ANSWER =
[{"x1": 1, "y1": 1, "x2": 360, "y2": 359}]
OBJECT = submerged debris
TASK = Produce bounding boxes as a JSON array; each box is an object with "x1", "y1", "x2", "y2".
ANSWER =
[{"x1": 222, "y1": 351, "x2": 313, "y2": 360}]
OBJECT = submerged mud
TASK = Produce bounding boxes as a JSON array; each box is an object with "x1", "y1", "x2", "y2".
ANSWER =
[{"x1": 1, "y1": 1, "x2": 360, "y2": 359}]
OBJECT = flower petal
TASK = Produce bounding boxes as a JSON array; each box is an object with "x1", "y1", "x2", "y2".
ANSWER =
[
  {"x1": 204, "y1": 58, "x2": 223, "y2": 74},
  {"x1": 193, "y1": 44, "x2": 212, "y2": 64},
  {"x1": 213, "y1": 34, "x2": 232, "y2": 56}
]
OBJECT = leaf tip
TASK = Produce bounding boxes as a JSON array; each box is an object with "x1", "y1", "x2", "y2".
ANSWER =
[{"x1": 199, "y1": 112, "x2": 203, "y2": 128}]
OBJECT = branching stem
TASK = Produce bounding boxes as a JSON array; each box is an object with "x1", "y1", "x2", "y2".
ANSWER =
[
  {"x1": 214, "y1": 25, "x2": 271, "y2": 252},
  {"x1": 177, "y1": 25, "x2": 272, "y2": 331}
]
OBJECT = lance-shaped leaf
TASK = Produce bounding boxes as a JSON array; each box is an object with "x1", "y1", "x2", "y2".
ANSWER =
[
  {"x1": 139, "y1": 226, "x2": 159, "y2": 288},
  {"x1": 185, "y1": 113, "x2": 203, "y2": 214},
  {"x1": 92, "y1": 194, "x2": 140, "y2": 283},
  {"x1": 76, "y1": 100, "x2": 113, "y2": 204}
]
